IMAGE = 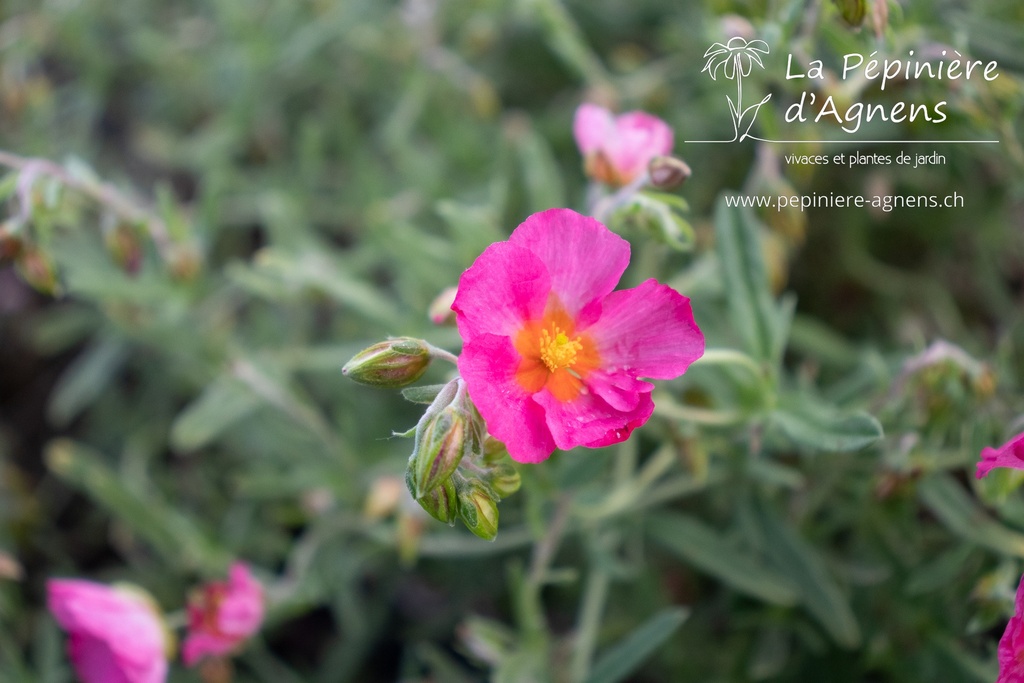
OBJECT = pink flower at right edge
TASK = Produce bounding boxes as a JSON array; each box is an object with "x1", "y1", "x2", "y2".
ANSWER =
[
  {"x1": 999, "y1": 573, "x2": 1024, "y2": 683},
  {"x1": 182, "y1": 562, "x2": 265, "y2": 666},
  {"x1": 573, "y1": 103, "x2": 674, "y2": 187},
  {"x1": 976, "y1": 432, "x2": 1024, "y2": 479},
  {"x1": 47, "y1": 579, "x2": 169, "y2": 683}
]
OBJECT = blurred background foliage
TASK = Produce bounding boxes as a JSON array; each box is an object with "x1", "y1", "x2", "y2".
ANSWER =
[{"x1": 1, "y1": 0, "x2": 1023, "y2": 681}]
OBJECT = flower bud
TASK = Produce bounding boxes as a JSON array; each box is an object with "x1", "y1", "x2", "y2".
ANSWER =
[
  {"x1": 458, "y1": 479, "x2": 499, "y2": 541},
  {"x1": 105, "y1": 223, "x2": 143, "y2": 276},
  {"x1": 647, "y1": 155, "x2": 692, "y2": 190},
  {"x1": 481, "y1": 462, "x2": 521, "y2": 499},
  {"x1": 342, "y1": 337, "x2": 432, "y2": 388},
  {"x1": 0, "y1": 222, "x2": 23, "y2": 264},
  {"x1": 363, "y1": 476, "x2": 403, "y2": 520},
  {"x1": 167, "y1": 242, "x2": 202, "y2": 282},
  {"x1": 832, "y1": 0, "x2": 866, "y2": 26},
  {"x1": 428, "y1": 286, "x2": 458, "y2": 326},
  {"x1": 405, "y1": 468, "x2": 459, "y2": 524},
  {"x1": 16, "y1": 247, "x2": 60, "y2": 295},
  {"x1": 410, "y1": 405, "x2": 469, "y2": 498},
  {"x1": 481, "y1": 436, "x2": 509, "y2": 465}
]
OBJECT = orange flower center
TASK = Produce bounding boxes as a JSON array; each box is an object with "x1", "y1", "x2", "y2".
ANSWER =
[
  {"x1": 539, "y1": 325, "x2": 583, "y2": 372},
  {"x1": 514, "y1": 303, "x2": 600, "y2": 402}
]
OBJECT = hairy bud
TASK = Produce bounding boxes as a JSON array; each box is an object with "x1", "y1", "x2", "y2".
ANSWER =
[{"x1": 343, "y1": 338, "x2": 432, "y2": 388}]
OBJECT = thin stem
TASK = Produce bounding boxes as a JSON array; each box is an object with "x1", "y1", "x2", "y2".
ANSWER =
[
  {"x1": 570, "y1": 558, "x2": 611, "y2": 682},
  {"x1": 0, "y1": 149, "x2": 174, "y2": 260},
  {"x1": 425, "y1": 342, "x2": 459, "y2": 365},
  {"x1": 590, "y1": 171, "x2": 650, "y2": 222}
]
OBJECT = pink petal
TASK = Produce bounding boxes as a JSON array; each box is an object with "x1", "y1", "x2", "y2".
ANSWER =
[
  {"x1": 458, "y1": 333, "x2": 557, "y2": 463},
  {"x1": 585, "y1": 370, "x2": 652, "y2": 412},
  {"x1": 534, "y1": 385, "x2": 654, "y2": 452},
  {"x1": 585, "y1": 279, "x2": 704, "y2": 380},
  {"x1": 508, "y1": 209, "x2": 630, "y2": 317},
  {"x1": 604, "y1": 112, "x2": 674, "y2": 182},
  {"x1": 977, "y1": 432, "x2": 1024, "y2": 479},
  {"x1": 183, "y1": 632, "x2": 236, "y2": 666},
  {"x1": 453, "y1": 241, "x2": 550, "y2": 343},
  {"x1": 48, "y1": 580, "x2": 167, "y2": 683},
  {"x1": 573, "y1": 103, "x2": 616, "y2": 155},
  {"x1": 219, "y1": 564, "x2": 264, "y2": 635}
]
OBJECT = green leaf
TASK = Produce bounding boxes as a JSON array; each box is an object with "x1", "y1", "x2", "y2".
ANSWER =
[
  {"x1": 769, "y1": 394, "x2": 883, "y2": 452},
  {"x1": 647, "y1": 512, "x2": 799, "y2": 606},
  {"x1": 45, "y1": 439, "x2": 228, "y2": 572},
  {"x1": 755, "y1": 502, "x2": 861, "y2": 648},
  {"x1": 918, "y1": 474, "x2": 1024, "y2": 557},
  {"x1": 714, "y1": 196, "x2": 784, "y2": 362},
  {"x1": 47, "y1": 338, "x2": 128, "y2": 427},
  {"x1": 171, "y1": 375, "x2": 262, "y2": 451},
  {"x1": 401, "y1": 384, "x2": 449, "y2": 405},
  {"x1": 583, "y1": 607, "x2": 689, "y2": 683},
  {"x1": 512, "y1": 122, "x2": 566, "y2": 212}
]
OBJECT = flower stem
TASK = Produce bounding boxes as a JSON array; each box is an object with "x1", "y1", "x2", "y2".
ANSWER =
[
  {"x1": 425, "y1": 343, "x2": 459, "y2": 365},
  {"x1": 569, "y1": 556, "x2": 611, "y2": 682},
  {"x1": 0, "y1": 149, "x2": 174, "y2": 261}
]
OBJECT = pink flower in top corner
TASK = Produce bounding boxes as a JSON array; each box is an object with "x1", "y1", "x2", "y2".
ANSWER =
[
  {"x1": 977, "y1": 431, "x2": 1024, "y2": 479},
  {"x1": 573, "y1": 103, "x2": 674, "y2": 187},
  {"x1": 453, "y1": 208, "x2": 704, "y2": 464},
  {"x1": 999, "y1": 573, "x2": 1024, "y2": 682},
  {"x1": 183, "y1": 562, "x2": 265, "y2": 666},
  {"x1": 47, "y1": 579, "x2": 170, "y2": 683}
]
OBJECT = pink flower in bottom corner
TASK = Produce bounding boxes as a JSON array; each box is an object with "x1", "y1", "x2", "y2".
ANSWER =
[
  {"x1": 47, "y1": 579, "x2": 170, "y2": 683},
  {"x1": 977, "y1": 432, "x2": 1024, "y2": 479},
  {"x1": 573, "y1": 103, "x2": 674, "y2": 187},
  {"x1": 999, "y1": 574, "x2": 1024, "y2": 682},
  {"x1": 452, "y1": 208, "x2": 704, "y2": 464},
  {"x1": 183, "y1": 562, "x2": 265, "y2": 666}
]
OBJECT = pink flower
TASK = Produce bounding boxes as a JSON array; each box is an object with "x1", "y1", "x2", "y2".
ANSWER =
[
  {"x1": 183, "y1": 562, "x2": 265, "y2": 666},
  {"x1": 453, "y1": 208, "x2": 704, "y2": 463},
  {"x1": 573, "y1": 103, "x2": 674, "y2": 187},
  {"x1": 999, "y1": 573, "x2": 1024, "y2": 682},
  {"x1": 977, "y1": 432, "x2": 1024, "y2": 479},
  {"x1": 47, "y1": 579, "x2": 169, "y2": 683}
]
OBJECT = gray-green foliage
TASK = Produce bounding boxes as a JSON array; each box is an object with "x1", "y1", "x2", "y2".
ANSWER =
[{"x1": 0, "y1": 0, "x2": 1023, "y2": 681}]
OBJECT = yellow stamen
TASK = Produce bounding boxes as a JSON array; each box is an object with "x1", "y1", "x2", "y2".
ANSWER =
[{"x1": 539, "y1": 325, "x2": 583, "y2": 372}]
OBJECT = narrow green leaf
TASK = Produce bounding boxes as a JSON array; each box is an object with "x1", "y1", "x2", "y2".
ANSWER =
[
  {"x1": 714, "y1": 196, "x2": 782, "y2": 361},
  {"x1": 756, "y1": 502, "x2": 861, "y2": 648},
  {"x1": 769, "y1": 394, "x2": 883, "y2": 452},
  {"x1": 512, "y1": 123, "x2": 566, "y2": 212},
  {"x1": 918, "y1": 474, "x2": 1024, "y2": 557},
  {"x1": 401, "y1": 384, "x2": 448, "y2": 405},
  {"x1": 45, "y1": 439, "x2": 228, "y2": 572},
  {"x1": 171, "y1": 375, "x2": 261, "y2": 451},
  {"x1": 47, "y1": 338, "x2": 128, "y2": 427},
  {"x1": 584, "y1": 607, "x2": 688, "y2": 683},
  {"x1": 647, "y1": 512, "x2": 799, "y2": 606}
]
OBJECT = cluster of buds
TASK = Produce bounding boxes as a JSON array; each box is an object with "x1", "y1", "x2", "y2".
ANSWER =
[{"x1": 343, "y1": 339, "x2": 521, "y2": 541}]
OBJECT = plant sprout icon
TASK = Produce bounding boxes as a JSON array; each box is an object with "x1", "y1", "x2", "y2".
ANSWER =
[{"x1": 702, "y1": 37, "x2": 772, "y2": 142}]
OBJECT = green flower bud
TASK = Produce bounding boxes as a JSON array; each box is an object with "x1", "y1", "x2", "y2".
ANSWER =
[
  {"x1": 832, "y1": 0, "x2": 866, "y2": 26},
  {"x1": 647, "y1": 155, "x2": 692, "y2": 190},
  {"x1": 482, "y1": 462, "x2": 521, "y2": 499},
  {"x1": 458, "y1": 479, "x2": 499, "y2": 541},
  {"x1": 405, "y1": 468, "x2": 459, "y2": 524},
  {"x1": 481, "y1": 436, "x2": 509, "y2": 465},
  {"x1": 342, "y1": 337, "x2": 432, "y2": 388},
  {"x1": 16, "y1": 247, "x2": 61, "y2": 295},
  {"x1": 410, "y1": 406, "x2": 470, "y2": 498}
]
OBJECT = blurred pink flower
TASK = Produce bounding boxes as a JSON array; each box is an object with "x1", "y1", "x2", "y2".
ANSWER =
[
  {"x1": 976, "y1": 431, "x2": 1024, "y2": 479},
  {"x1": 999, "y1": 574, "x2": 1024, "y2": 682},
  {"x1": 573, "y1": 103, "x2": 674, "y2": 187},
  {"x1": 183, "y1": 562, "x2": 265, "y2": 666},
  {"x1": 47, "y1": 579, "x2": 169, "y2": 683},
  {"x1": 453, "y1": 208, "x2": 704, "y2": 463}
]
